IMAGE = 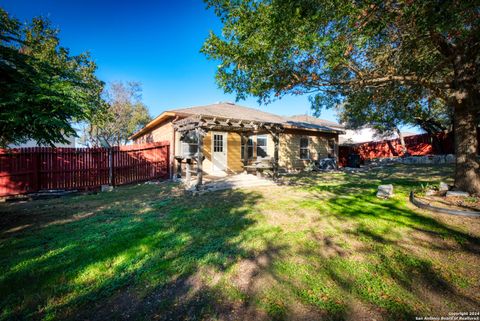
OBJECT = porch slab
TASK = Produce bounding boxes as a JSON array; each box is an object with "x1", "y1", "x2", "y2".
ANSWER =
[{"x1": 200, "y1": 173, "x2": 277, "y2": 191}]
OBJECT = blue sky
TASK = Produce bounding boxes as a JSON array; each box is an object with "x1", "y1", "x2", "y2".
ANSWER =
[
  {"x1": 2, "y1": 0, "x2": 419, "y2": 133},
  {"x1": 2, "y1": 0, "x2": 335, "y2": 120}
]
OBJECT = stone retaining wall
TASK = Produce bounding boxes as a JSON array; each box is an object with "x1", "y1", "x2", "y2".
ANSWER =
[{"x1": 366, "y1": 154, "x2": 456, "y2": 165}]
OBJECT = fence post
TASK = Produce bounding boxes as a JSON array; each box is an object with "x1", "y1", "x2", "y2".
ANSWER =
[
  {"x1": 108, "y1": 148, "x2": 114, "y2": 186},
  {"x1": 34, "y1": 148, "x2": 41, "y2": 192},
  {"x1": 166, "y1": 144, "x2": 170, "y2": 179}
]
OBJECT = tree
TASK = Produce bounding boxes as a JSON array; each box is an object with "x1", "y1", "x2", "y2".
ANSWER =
[
  {"x1": 202, "y1": 0, "x2": 480, "y2": 194},
  {"x1": 85, "y1": 82, "x2": 151, "y2": 146},
  {"x1": 337, "y1": 85, "x2": 452, "y2": 154},
  {"x1": 0, "y1": 9, "x2": 105, "y2": 147}
]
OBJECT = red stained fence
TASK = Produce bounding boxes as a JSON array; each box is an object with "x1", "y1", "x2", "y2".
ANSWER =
[
  {"x1": 339, "y1": 130, "x2": 480, "y2": 167},
  {"x1": 0, "y1": 142, "x2": 169, "y2": 197}
]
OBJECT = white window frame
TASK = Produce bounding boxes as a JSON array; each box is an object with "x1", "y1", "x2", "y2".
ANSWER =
[
  {"x1": 241, "y1": 136, "x2": 254, "y2": 160},
  {"x1": 327, "y1": 139, "x2": 336, "y2": 158}
]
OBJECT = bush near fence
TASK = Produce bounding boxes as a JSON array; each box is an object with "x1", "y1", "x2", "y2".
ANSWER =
[
  {"x1": 0, "y1": 142, "x2": 169, "y2": 197},
  {"x1": 338, "y1": 130, "x2": 480, "y2": 167}
]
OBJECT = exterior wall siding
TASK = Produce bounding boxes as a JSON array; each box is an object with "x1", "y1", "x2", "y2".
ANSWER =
[
  {"x1": 134, "y1": 119, "x2": 175, "y2": 178},
  {"x1": 226, "y1": 132, "x2": 243, "y2": 173},
  {"x1": 134, "y1": 120, "x2": 174, "y2": 145},
  {"x1": 203, "y1": 132, "x2": 213, "y2": 174},
  {"x1": 279, "y1": 129, "x2": 338, "y2": 170}
]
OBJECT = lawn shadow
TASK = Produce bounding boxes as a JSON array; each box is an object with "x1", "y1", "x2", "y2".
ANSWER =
[
  {"x1": 0, "y1": 183, "x2": 179, "y2": 236},
  {"x1": 276, "y1": 164, "x2": 478, "y2": 320},
  {"x1": 297, "y1": 177, "x2": 478, "y2": 319},
  {"x1": 0, "y1": 185, "x2": 264, "y2": 320}
]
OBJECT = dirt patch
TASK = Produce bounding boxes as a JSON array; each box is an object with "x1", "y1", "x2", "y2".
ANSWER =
[
  {"x1": 285, "y1": 302, "x2": 325, "y2": 321},
  {"x1": 344, "y1": 299, "x2": 384, "y2": 321},
  {"x1": 75, "y1": 264, "x2": 272, "y2": 321},
  {"x1": 233, "y1": 253, "x2": 275, "y2": 295},
  {"x1": 417, "y1": 194, "x2": 480, "y2": 212},
  {"x1": 406, "y1": 201, "x2": 480, "y2": 237}
]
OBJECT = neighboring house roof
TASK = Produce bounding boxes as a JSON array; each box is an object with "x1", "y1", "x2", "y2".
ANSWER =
[
  {"x1": 287, "y1": 115, "x2": 345, "y2": 129},
  {"x1": 130, "y1": 102, "x2": 344, "y2": 140},
  {"x1": 339, "y1": 128, "x2": 422, "y2": 145},
  {"x1": 400, "y1": 131, "x2": 418, "y2": 138}
]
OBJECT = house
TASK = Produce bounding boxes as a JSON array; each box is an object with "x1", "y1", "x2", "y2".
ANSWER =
[
  {"x1": 286, "y1": 115, "x2": 420, "y2": 145},
  {"x1": 130, "y1": 102, "x2": 344, "y2": 183},
  {"x1": 339, "y1": 128, "x2": 419, "y2": 145}
]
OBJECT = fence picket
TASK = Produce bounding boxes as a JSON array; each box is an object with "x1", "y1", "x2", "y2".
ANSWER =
[{"x1": 0, "y1": 142, "x2": 169, "y2": 197}]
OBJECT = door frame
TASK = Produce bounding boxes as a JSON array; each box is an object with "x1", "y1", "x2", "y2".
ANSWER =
[{"x1": 211, "y1": 131, "x2": 228, "y2": 172}]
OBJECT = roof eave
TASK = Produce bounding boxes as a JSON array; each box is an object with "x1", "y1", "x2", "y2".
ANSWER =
[{"x1": 129, "y1": 111, "x2": 177, "y2": 140}]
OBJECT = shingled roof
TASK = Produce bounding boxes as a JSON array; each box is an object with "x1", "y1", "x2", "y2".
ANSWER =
[
  {"x1": 170, "y1": 102, "x2": 287, "y2": 124},
  {"x1": 130, "y1": 102, "x2": 344, "y2": 140},
  {"x1": 287, "y1": 115, "x2": 345, "y2": 129}
]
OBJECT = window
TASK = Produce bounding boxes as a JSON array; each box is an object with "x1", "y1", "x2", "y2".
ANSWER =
[
  {"x1": 300, "y1": 137, "x2": 310, "y2": 160},
  {"x1": 241, "y1": 136, "x2": 254, "y2": 159},
  {"x1": 327, "y1": 139, "x2": 336, "y2": 158},
  {"x1": 213, "y1": 134, "x2": 224, "y2": 152},
  {"x1": 256, "y1": 135, "x2": 268, "y2": 158},
  {"x1": 181, "y1": 131, "x2": 198, "y2": 157}
]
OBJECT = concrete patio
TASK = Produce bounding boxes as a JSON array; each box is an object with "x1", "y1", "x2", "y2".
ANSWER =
[{"x1": 187, "y1": 172, "x2": 277, "y2": 192}]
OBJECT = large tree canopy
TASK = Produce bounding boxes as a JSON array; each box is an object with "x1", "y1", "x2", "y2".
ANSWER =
[
  {"x1": 0, "y1": 9, "x2": 105, "y2": 147},
  {"x1": 202, "y1": 0, "x2": 480, "y2": 193}
]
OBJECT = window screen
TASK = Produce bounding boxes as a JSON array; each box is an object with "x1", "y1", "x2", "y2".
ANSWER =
[
  {"x1": 241, "y1": 137, "x2": 254, "y2": 159},
  {"x1": 327, "y1": 139, "x2": 336, "y2": 158},
  {"x1": 300, "y1": 137, "x2": 310, "y2": 159},
  {"x1": 181, "y1": 132, "x2": 198, "y2": 157},
  {"x1": 256, "y1": 135, "x2": 268, "y2": 158}
]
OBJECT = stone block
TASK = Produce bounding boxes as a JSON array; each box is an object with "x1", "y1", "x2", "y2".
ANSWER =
[
  {"x1": 377, "y1": 184, "x2": 394, "y2": 198},
  {"x1": 445, "y1": 154, "x2": 455, "y2": 163},
  {"x1": 446, "y1": 191, "x2": 470, "y2": 198},
  {"x1": 439, "y1": 182, "x2": 449, "y2": 192},
  {"x1": 101, "y1": 185, "x2": 113, "y2": 192}
]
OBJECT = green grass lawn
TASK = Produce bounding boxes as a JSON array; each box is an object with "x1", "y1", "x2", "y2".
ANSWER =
[{"x1": 0, "y1": 164, "x2": 479, "y2": 321}]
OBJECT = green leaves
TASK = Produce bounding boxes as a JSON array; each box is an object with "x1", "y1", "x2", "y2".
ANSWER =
[
  {"x1": 0, "y1": 9, "x2": 105, "y2": 147},
  {"x1": 85, "y1": 81, "x2": 151, "y2": 146},
  {"x1": 201, "y1": 0, "x2": 478, "y2": 123}
]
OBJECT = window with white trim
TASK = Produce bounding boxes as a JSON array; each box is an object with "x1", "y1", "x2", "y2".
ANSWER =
[
  {"x1": 241, "y1": 136, "x2": 254, "y2": 159},
  {"x1": 256, "y1": 135, "x2": 268, "y2": 158},
  {"x1": 327, "y1": 139, "x2": 336, "y2": 158},
  {"x1": 300, "y1": 137, "x2": 310, "y2": 160}
]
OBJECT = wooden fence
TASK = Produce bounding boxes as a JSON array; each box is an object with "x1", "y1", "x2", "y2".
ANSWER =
[
  {"x1": 0, "y1": 142, "x2": 169, "y2": 197},
  {"x1": 339, "y1": 130, "x2": 480, "y2": 166}
]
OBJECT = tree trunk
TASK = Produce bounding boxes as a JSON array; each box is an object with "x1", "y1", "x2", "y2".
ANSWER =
[
  {"x1": 431, "y1": 133, "x2": 444, "y2": 154},
  {"x1": 453, "y1": 93, "x2": 480, "y2": 194},
  {"x1": 396, "y1": 128, "x2": 407, "y2": 156}
]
